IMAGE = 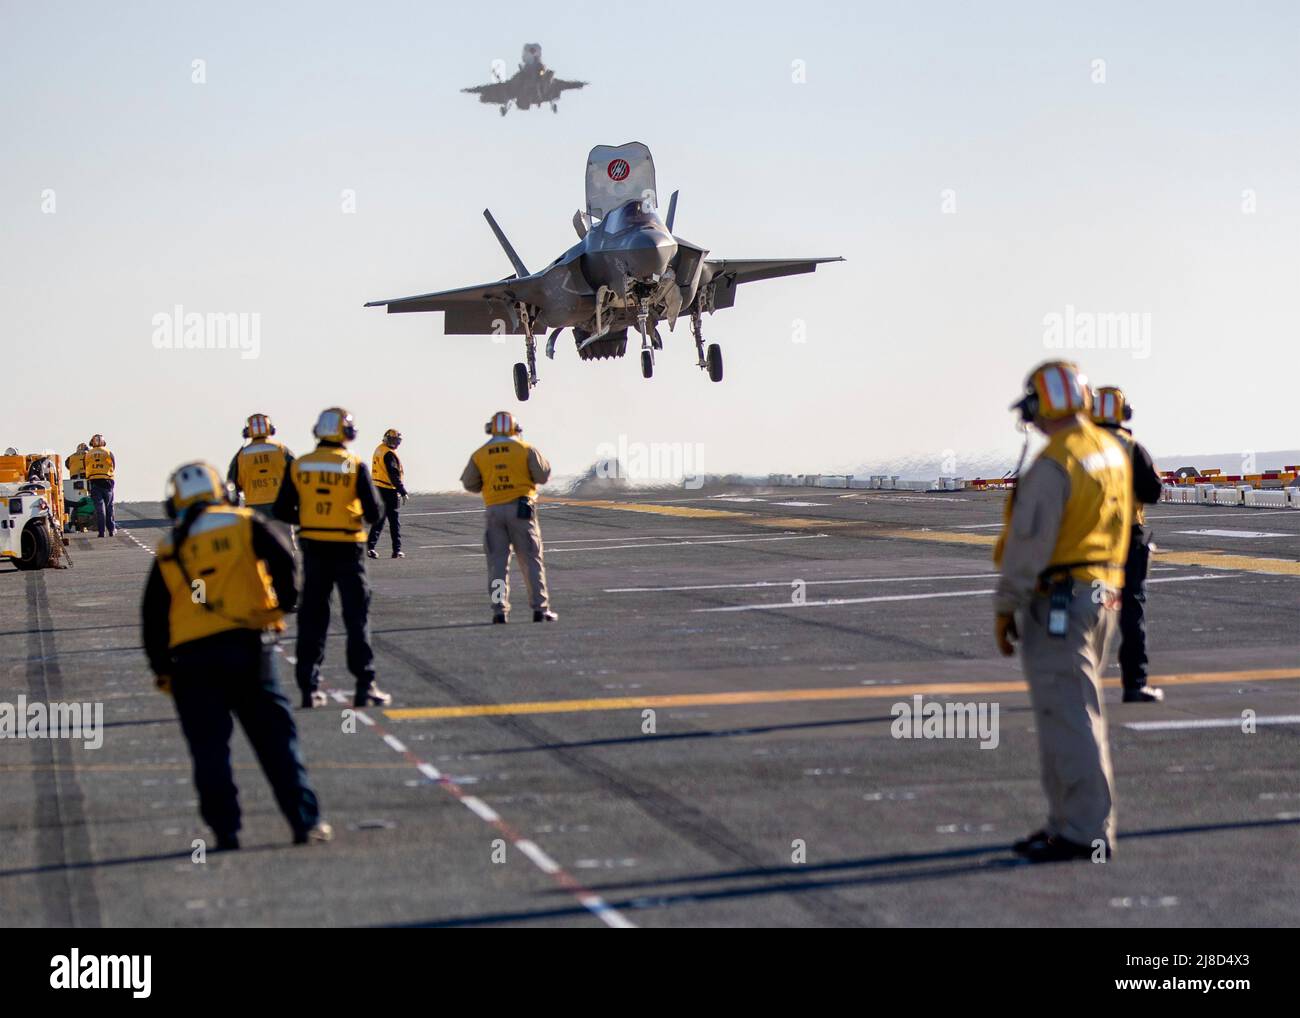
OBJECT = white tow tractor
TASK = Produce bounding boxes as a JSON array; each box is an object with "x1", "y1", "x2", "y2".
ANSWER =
[{"x1": 0, "y1": 451, "x2": 70, "y2": 570}]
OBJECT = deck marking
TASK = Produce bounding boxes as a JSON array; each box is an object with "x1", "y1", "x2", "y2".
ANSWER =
[
  {"x1": 1173, "y1": 529, "x2": 1288, "y2": 539},
  {"x1": 385, "y1": 668, "x2": 1300, "y2": 721},
  {"x1": 323, "y1": 680, "x2": 633, "y2": 928},
  {"x1": 548, "y1": 534, "x2": 827, "y2": 554},
  {"x1": 607, "y1": 572, "x2": 1002, "y2": 593},
  {"x1": 1125, "y1": 715, "x2": 1300, "y2": 731}
]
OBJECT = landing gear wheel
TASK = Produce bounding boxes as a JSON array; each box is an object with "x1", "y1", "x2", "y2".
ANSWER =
[
  {"x1": 706, "y1": 343, "x2": 723, "y2": 382},
  {"x1": 551, "y1": 103, "x2": 558, "y2": 113},
  {"x1": 640, "y1": 349, "x2": 654, "y2": 378},
  {"x1": 513, "y1": 362, "x2": 530, "y2": 401},
  {"x1": 499, "y1": 106, "x2": 508, "y2": 117}
]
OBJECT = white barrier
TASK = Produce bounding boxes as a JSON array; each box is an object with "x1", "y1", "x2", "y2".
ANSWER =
[{"x1": 1244, "y1": 489, "x2": 1288, "y2": 507}]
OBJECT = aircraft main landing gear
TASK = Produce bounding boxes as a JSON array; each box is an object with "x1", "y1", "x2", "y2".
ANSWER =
[
  {"x1": 514, "y1": 303, "x2": 539, "y2": 401},
  {"x1": 692, "y1": 311, "x2": 724, "y2": 383}
]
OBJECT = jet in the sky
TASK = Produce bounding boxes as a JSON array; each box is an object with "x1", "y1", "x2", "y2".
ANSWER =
[
  {"x1": 462, "y1": 44, "x2": 585, "y2": 116},
  {"x1": 366, "y1": 143, "x2": 843, "y2": 401}
]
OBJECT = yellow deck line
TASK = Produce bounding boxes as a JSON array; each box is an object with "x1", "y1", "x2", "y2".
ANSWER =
[
  {"x1": 549, "y1": 499, "x2": 1298, "y2": 574},
  {"x1": 385, "y1": 668, "x2": 1300, "y2": 721},
  {"x1": 1156, "y1": 549, "x2": 1300, "y2": 576},
  {"x1": 547, "y1": 499, "x2": 750, "y2": 520}
]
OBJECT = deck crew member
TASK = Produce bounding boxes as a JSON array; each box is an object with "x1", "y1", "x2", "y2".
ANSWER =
[
  {"x1": 994, "y1": 361, "x2": 1132, "y2": 863},
  {"x1": 66, "y1": 442, "x2": 89, "y2": 479},
  {"x1": 228, "y1": 413, "x2": 294, "y2": 517},
  {"x1": 460, "y1": 411, "x2": 557, "y2": 623},
  {"x1": 273, "y1": 407, "x2": 391, "y2": 709},
  {"x1": 1092, "y1": 386, "x2": 1165, "y2": 703},
  {"x1": 85, "y1": 434, "x2": 117, "y2": 538},
  {"x1": 142, "y1": 461, "x2": 331, "y2": 850},
  {"x1": 367, "y1": 428, "x2": 408, "y2": 559}
]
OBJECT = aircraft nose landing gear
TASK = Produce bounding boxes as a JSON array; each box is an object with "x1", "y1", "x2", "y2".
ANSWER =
[{"x1": 637, "y1": 298, "x2": 654, "y2": 380}]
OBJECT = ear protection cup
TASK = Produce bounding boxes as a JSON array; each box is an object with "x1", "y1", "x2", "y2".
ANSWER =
[
  {"x1": 242, "y1": 427, "x2": 250, "y2": 439},
  {"x1": 1013, "y1": 391, "x2": 1038, "y2": 423},
  {"x1": 269, "y1": 424, "x2": 276, "y2": 436}
]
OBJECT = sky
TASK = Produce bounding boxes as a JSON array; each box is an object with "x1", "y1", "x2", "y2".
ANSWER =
[{"x1": 2, "y1": 0, "x2": 1297, "y2": 499}]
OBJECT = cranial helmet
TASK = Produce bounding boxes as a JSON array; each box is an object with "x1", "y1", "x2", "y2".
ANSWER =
[{"x1": 1012, "y1": 361, "x2": 1091, "y2": 423}]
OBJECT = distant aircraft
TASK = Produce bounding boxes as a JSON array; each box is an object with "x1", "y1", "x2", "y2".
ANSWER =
[
  {"x1": 366, "y1": 142, "x2": 843, "y2": 401},
  {"x1": 462, "y1": 44, "x2": 585, "y2": 116}
]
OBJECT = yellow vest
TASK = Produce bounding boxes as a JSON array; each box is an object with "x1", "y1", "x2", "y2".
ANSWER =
[
  {"x1": 994, "y1": 421, "x2": 1131, "y2": 588},
  {"x1": 292, "y1": 445, "x2": 365, "y2": 542},
  {"x1": 86, "y1": 448, "x2": 114, "y2": 480},
  {"x1": 67, "y1": 451, "x2": 86, "y2": 477},
  {"x1": 155, "y1": 507, "x2": 284, "y2": 648},
  {"x1": 471, "y1": 437, "x2": 537, "y2": 506},
  {"x1": 236, "y1": 440, "x2": 289, "y2": 506},
  {"x1": 372, "y1": 444, "x2": 402, "y2": 490}
]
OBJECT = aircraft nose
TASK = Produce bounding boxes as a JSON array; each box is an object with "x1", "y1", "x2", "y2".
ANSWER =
[{"x1": 620, "y1": 228, "x2": 676, "y2": 280}]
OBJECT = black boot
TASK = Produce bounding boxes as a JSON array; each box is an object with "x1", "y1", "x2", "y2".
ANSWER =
[
  {"x1": 355, "y1": 683, "x2": 392, "y2": 707},
  {"x1": 1123, "y1": 686, "x2": 1164, "y2": 703}
]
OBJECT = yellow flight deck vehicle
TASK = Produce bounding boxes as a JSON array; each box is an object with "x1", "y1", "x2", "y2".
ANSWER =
[{"x1": 0, "y1": 450, "x2": 70, "y2": 570}]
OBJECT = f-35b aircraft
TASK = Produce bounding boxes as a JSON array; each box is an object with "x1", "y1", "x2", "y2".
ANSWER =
[
  {"x1": 366, "y1": 143, "x2": 843, "y2": 401},
  {"x1": 462, "y1": 44, "x2": 585, "y2": 116}
]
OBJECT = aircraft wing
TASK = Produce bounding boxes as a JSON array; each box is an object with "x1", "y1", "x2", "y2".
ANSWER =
[
  {"x1": 705, "y1": 257, "x2": 843, "y2": 285},
  {"x1": 365, "y1": 263, "x2": 577, "y2": 335},
  {"x1": 462, "y1": 81, "x2": 511, "y2": 103},
  {"x1": 701, "y1": 257, "x2": 844, "y2": 310}
]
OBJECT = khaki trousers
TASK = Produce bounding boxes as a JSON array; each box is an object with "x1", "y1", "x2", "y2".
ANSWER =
[
  {"x1": 484, "y1": 501, "x2": 549, "y2": 614},
  {"x1": 1019, "y1": 589, "x2": 1119, "y2": 849}
]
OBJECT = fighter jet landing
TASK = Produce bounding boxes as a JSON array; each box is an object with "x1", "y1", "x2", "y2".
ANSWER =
[
  {"x1": 461, "y1": 44, "x2": 586, "y2": 116},
  {"x1": 366, "y1": 143, "x2": 843, "y2": 401}
]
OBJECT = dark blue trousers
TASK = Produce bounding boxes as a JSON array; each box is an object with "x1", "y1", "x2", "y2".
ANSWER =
[
  {"x1": 90, "y1": 478, "x2": 115, "y2": 536},
  {"x1": 171, "y1": 631, "x2": 320, "y2": 840},
  {"x1": 368, "y1": 488, "x2": 402, "y2": 554},
  {"x1": 295, "y1": 540, "x2": 375, "y2": 696},
  {"x1": 1119, "y1": 526, "x2": 1150, "y2": 691}
]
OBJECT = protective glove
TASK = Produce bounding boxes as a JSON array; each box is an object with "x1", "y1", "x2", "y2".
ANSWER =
[
  {"x1": 994, "y1": 613, "x2": 1019, "y2": 657},
  {"x1": 400, "y1": 493, "x2": 408, "y2": 506},
  {"x1": 155, "y1": 673, "x2": 173, "y2": 695}
]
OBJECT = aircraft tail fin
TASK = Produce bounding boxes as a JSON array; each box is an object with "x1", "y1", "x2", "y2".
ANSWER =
[
  {"x1": 483, "y1": 209, "x2": 529, "y2": 278},
  {"x1": 665, "y1": 190, "x2": 678, "y2": 233}
]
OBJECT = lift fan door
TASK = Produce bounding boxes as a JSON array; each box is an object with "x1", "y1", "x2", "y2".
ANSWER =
[{"x1": 585, "y1": 142, "x2": 658, "y2": 221}]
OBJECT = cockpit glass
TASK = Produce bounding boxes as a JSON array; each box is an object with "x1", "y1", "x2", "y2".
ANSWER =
[{"x1": 604, "y1": 198, "x2": 656, "y2": 234}]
